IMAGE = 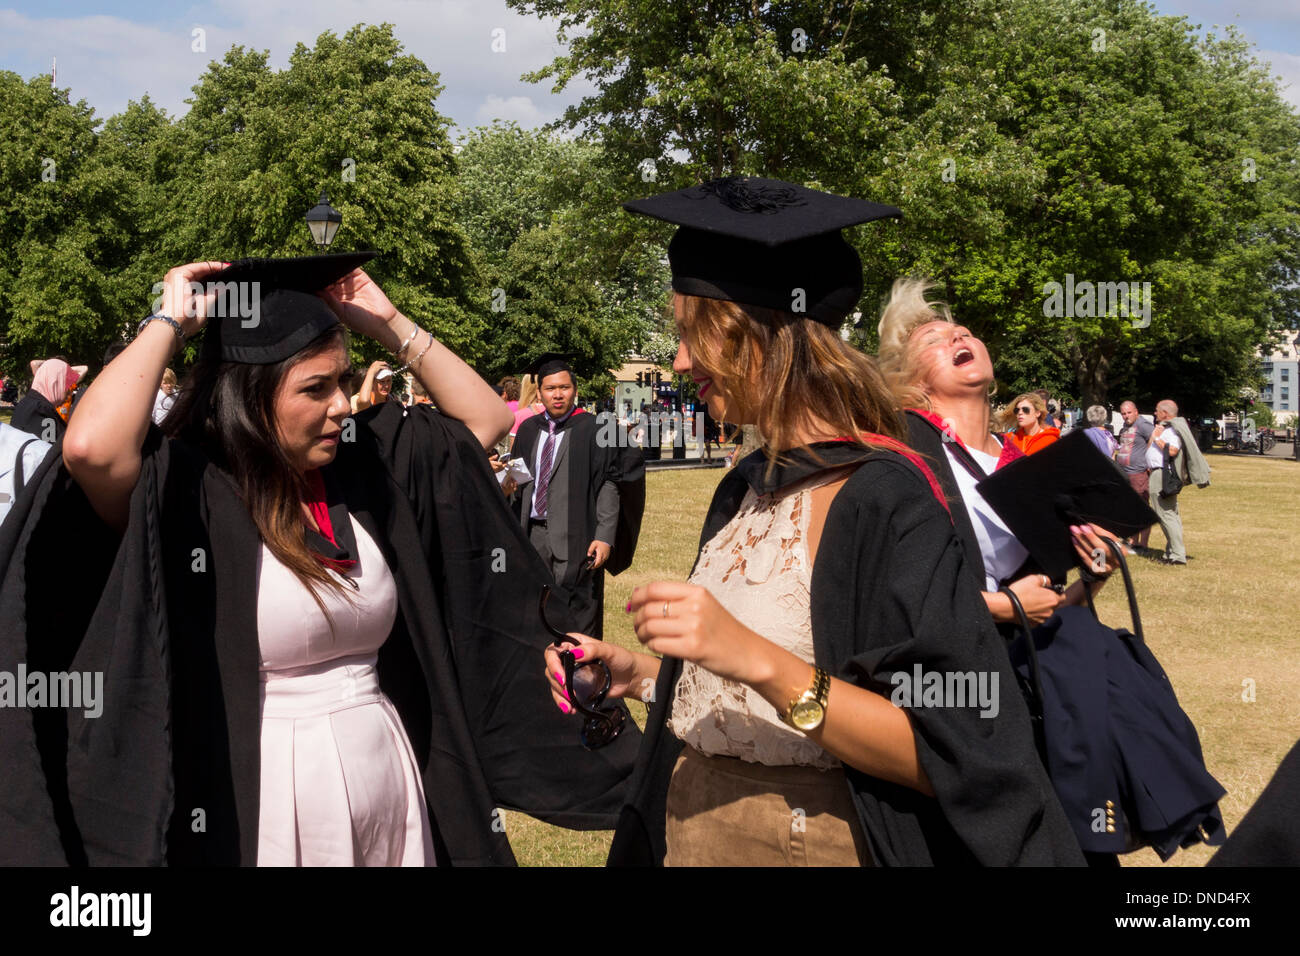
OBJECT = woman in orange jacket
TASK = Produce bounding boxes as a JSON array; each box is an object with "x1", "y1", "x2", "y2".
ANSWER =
[{"x1": 1002, "y1": 392, "x2": 1060, "y2": 454}]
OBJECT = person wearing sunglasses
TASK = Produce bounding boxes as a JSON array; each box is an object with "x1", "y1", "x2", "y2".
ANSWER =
[
  {"x1": 1002, "y1": 392, "x2": 1060, "y2": 455},
  {"x1": 544, "y1": 179, "x2": 1083, "y2": 867}
]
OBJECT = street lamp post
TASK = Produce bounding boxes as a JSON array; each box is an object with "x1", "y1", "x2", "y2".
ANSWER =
[{"x1": 304, "y1": 193, "x2": 343, "y2": 249}]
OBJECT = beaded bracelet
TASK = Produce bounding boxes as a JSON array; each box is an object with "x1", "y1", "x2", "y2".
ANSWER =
[{"x1": 137, "y1": 313, "x2": 186, "y2": 342}]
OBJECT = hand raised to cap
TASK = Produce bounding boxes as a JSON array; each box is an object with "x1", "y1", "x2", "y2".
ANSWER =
[
  {"x1": 158, "y1": 261, "x2": 229, "y2": 337},
  {"x1": 318, "y1": 269, "x2": 401, "y2": 345}
]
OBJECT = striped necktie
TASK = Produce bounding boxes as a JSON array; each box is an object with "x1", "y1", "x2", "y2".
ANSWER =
[{"x1": 535, "y1": 418, "x2": 558, "y2": 518}]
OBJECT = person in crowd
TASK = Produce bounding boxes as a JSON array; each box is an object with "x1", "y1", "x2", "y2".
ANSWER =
[
  {"x1": 875, "y1": 279, "x2": 1117, "y2": 627},
  {"x1": 0, "y1": 422, "x2": 52, "y2": 525},
  {"x1": 1035, "y1": 389, "x2": 1057, "y2": 428},
  {"x1": 511, "y1": 356, "x2": 643, "y2": 639},
  {"x1": 10, "y1": 358, "x2": 84, "y2": 443},
  {"x1": 2, "y1": 253, "x2": 637, "y2": 866},
  {"x1": 152, "y1": 368, "x2": 178, "y2": 425},
  {"x1": 1002, "y1": 392, "x2": 1060, "y2": 455},
  {"x1": 545, "y1": 178, "x2": 1082, "y2": 867},
  {"x1": 498, "y1": 376, "x2": 520, "y2": 414},
  {"x1": 410, "y1": 378, "x2": 433, "y2": 406},
  {"x1": 1083, "y1": 404, "x2": 1117, "y2": 459},
  {"x1": 510, "y1": 374, "x2": 545, "y2": 449},
  {"x1": 1116, "y1": 401, "x2": 1156, "y2": 551},
  {"x1": 699, "y1": 401, "x2": 721, "y2": 461},
  {"x1": 351, "y1": 360, "x2": 396, "y2": 414},
  {"x1": 1147, "y1": 398, "x2": 1186, "y2": 565}
]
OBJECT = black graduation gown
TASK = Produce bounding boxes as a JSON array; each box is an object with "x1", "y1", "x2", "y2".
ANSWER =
[
  {"x1": 1209, "y1": 738, "x2": 1300, "y2": 866},
  {"x1": 9, "y1": 391, "x2": 65, "y2": 443},
  {"x1": 607, "y1": 442, "x2": 1084, "y2": 866},
  {"x1": 0, "y1": 401, "x2": 640, "y2": 865},
  {"x1": 511, "y1": 410, "x2": 645, "y2": 586}
]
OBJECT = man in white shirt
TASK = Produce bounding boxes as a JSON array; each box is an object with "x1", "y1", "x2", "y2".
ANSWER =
[{"x1": 1146, "y1": 399, "x2": 1185, "y2": 565}]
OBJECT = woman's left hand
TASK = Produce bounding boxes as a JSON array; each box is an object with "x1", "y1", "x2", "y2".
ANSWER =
[
  {"x1": 1071, "y1": 523, "x2": 1118, "y2": 577},
  {"x1": 628, "y1": 581, "x2": 767, "y2": 685},
  {"x1": 318, "y1": 269, "x2": 400, "y2": 344}
]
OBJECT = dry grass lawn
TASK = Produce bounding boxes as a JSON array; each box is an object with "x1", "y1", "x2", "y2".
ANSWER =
[{"x1": 505, "y1": 454, "x2": 1300, "y2": 867}]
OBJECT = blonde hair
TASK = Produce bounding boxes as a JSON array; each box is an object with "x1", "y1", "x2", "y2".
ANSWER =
[
  {"x1": 999, "y1": 392, "x2": 1046, "y2": 430},
  {"x1": 675, "y1": 294, "x2": 903, "y2": 473},
  {"x1": 518, "y1": 374, "x2": 539, "y2": 408},
  {"x1": 875, "y1": 278, "x2": 956, "y2": 411}
]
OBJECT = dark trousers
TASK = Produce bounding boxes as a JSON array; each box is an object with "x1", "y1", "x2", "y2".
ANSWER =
[{"x1": 529, "y1": 520, "x2": 605, "y2": 639}]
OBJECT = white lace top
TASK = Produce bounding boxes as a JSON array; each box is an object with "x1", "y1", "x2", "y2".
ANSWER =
[{"x1": 667, "y1": 471, "x2": 843, "y2": 769}]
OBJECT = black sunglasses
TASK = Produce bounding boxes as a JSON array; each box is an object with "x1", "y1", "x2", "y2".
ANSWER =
[
  {"x1": 539, "y1": 586, "x2": 626, "y2": 750},
  {"x1": 1016, "y1": 405, "x2": 1034, "y2": 414}
]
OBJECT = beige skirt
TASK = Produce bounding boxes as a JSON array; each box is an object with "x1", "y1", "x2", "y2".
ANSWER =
[{"x1": 664, "y1": 747, "x2": 871, "y2": 866}]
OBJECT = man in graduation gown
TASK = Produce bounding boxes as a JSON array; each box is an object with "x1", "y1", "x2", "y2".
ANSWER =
[{"x1": 511, "y1": 357, "x2": 644, "y2": 639}]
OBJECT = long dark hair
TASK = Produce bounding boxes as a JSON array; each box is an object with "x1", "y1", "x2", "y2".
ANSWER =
[{"x1": 163, "y1": 325, "x2": 354, "y2": 612}]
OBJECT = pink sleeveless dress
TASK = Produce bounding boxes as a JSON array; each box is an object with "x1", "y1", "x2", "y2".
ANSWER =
[{"x1": 255, "y1": 514, "x2": 435, "y2": 866}]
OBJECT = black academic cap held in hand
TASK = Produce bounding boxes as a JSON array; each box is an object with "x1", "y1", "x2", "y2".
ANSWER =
[
  {"x1": 523, "y1": 351, "x2": 575, "y2": 382},
  {"x1": 622, "y1": 176, "x2": 901, "y2": 327},
  {"x1": 200, "y1": 251, "x2": 378, "y2": 364},
  {"x1": 976, "y1": 430, "x2": 1159, "y2": 581}
]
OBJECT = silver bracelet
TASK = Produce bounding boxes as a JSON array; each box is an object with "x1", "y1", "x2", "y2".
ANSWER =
[
  {"x1": 394, "y1": 330, "x2": 434, "y2": 376},
  {"x1": 393, "y1": 324, "x2": 420, "y2": 359},
  {"x1": 138, "y1": 313, "x2": 186, "y2": 342}
]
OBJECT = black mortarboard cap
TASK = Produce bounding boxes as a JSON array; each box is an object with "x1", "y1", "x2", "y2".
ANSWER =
[
  {"x1": 523, "y1": 351, "x2": 575, "y2": 381},
  {"x1": 622, "y1": 177, "x2": 901, "y2": 326},
  {"x1": 976, "y1": 430, "x2": 1159, "y2": 581},
  {"x1": 201, "y1": 251, "x2": 377, "y2": 364}
]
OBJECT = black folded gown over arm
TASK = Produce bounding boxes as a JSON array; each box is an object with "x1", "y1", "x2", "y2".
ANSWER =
[{"x1": 0, "y1": 401, "x2": 639, "y2": 865}]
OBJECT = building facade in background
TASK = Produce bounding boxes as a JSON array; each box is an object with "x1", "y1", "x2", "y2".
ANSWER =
[{"x1": 1259, "y1": 338, "x2": 1299, "y2": 426}]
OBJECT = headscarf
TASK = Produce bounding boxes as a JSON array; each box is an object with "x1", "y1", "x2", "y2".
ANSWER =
[{"x1": 30, "y1": 359, "x2": 80, "y2": 405}]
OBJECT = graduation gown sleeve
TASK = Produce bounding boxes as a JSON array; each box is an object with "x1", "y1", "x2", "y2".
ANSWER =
[
  {"x1": 354, "y1": 402, "x2": 642, "y2": 831},
  {"x1": 0, "y1": 429, "x2": 181, "y2": 865},
  {"x1": 812, "y1": 455, "x2": 1083, "y2": 865}
]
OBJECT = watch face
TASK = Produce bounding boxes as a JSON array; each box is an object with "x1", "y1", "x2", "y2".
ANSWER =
[{"x1": 790, "y1": 699, "x2": 825, "y2": 731}]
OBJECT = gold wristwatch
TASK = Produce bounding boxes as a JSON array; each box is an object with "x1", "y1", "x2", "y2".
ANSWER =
[{"x1": 783, "y1": 666, "x2": 830, "y2": 732}]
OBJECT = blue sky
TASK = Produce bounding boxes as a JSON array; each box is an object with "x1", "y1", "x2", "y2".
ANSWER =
[{"x1": 1, "y1": 1, "x2": 1297, "y2": 133}]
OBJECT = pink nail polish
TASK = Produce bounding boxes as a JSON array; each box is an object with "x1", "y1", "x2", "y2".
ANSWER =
[
  {"x1": 555, "y1": 671, "x2": 564, "y2": 684},
  {"x1": 560, "y1": 701, "x2": 570, "y2": 714},
  {"x1": 572, "y1": 648, "x2": 585, "y2": 660},
  {"x1": 625, "y1": 601, "x2": 632, "y2": 612}
]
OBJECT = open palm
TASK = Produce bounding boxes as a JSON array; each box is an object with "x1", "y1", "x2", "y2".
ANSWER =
[{"x1": 318, "y1": 269, "x2": 398, "y2": 343}]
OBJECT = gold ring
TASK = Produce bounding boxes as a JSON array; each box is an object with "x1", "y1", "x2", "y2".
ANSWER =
[
  {"x1": 1040, "y1": 574, "x2": 1050, "y2": 588},
  {"x1": 662, "y1": 602, "x2": 670, "y2": 619}
]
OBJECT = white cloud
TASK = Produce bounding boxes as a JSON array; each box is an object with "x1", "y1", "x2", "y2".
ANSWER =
[
  {"x1": 0, "y1": 1, "x2": 590, "y2": 128},
  {"x1": 473, "y1": 93, "x2": 546, "y2": 127},
  {"x1": 1257, "y1": 49, "x2": 1300, "y2": 110}
]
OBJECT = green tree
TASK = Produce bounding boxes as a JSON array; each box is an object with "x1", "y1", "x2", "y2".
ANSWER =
[
  {"x1": 165, "y1": 24, "x2": 484, "y2": 366},
  {"x1": 454, "y1": 122, "x2": 669, "y2": 394},
  {"x1": 0, "y1": 74, "x2": 152, "y2": 376},
  {"x1": 513, "y1": 0, "x2": 1300, "y2": 421},
  {"x1": 851, "y1": 0, "x2": 1300, "y2": 416}
]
